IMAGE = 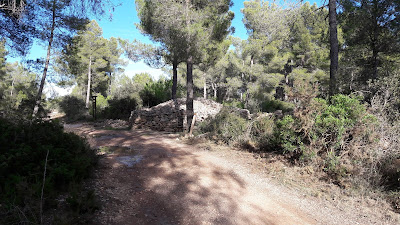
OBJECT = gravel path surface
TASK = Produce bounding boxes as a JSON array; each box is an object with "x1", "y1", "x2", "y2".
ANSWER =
[{"x1": 65, "y1": 123, "x2": 396, "y2": 225}]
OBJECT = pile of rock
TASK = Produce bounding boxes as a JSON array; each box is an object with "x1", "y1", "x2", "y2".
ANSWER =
[
  {"x1": 129, "y1": 98, "x2": 224, "y2": 132},
  {"x1": 129, "y1": 102, "x2": 185, "y2": 132}
]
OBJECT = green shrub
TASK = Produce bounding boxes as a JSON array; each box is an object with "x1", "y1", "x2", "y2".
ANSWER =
[
  {"x1": 101, "y1": 97, "x2": 138, "y2": 120},
  {"x1": 0, "y1": 118, "x2": 97, "y2": 223},
  {"x1": 261, "y1": 99, "x2": 294, "y2": 113},
  {"x1": 140, "y1": 80, "x2": 172, "y2": 107},
  {"x1": 198, "y1": 108, "x2": 248, "y2": 145},
  {"x1": 249, "y1": 114, "x2": 277, "y2": 150},
  {"x1": 275, "y1": 115, "x2": 303, "y2": 153},
  {"x1": 95, "y1": 94, "x2": 109, "y2": 112},
  {"x1": 312, "y1": 95, "x2": 369, "y2": 152},
  {"x1": 46, "y1": 97, "x2": 62, "y2": 111},
  {"x1": 59, "y1": 95, "x2": 89, "y2": 121},
  {"x1": 274, "y1": 94, "x2": 376, "y2": 176}
]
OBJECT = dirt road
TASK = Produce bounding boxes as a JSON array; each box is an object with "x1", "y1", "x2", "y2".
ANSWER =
[{"x1": 65, "y1": 123, "x2": 390, "y2": 225}]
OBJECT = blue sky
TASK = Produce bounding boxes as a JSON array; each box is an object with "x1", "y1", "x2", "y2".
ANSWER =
[
  {"x1": 9, "y1": 0, "x2": 324, "y2": 96},
  {"x1": 96, "y1": 0, "x2": 252, "y2": 78}
]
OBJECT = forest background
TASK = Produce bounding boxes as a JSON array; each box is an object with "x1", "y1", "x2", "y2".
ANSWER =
[{"x1": 0, "y1": 0, "x2": 399, "y2": 224}]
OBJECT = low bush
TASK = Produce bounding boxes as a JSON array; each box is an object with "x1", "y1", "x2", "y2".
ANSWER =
[
  {"x1": 59, "y1": 95, "x2": 89, "y2": 122},
  {"x1": 100, "y1": 97, "x2": 138, "y2": 120},
  {"x1": 198, "y1": 108, "x2": 248, "y2": 145},
  {"x1": 0, "y1": 118, "x2": 97, "y2": 223},
  {"x1": 274, "y1": 94, "x2": 377, "y2": 178},
  {"x1": 261, "y1": 99, "x2": 294, "y2": 113},
  {"x1": 140, "y1": 80, "x2": 172, "y2": 107},
  {"x1": 94, "y1": 94, "x2": 109, "y2": 112},
  {"x1": 248, "y1": 114, "x2": 277, "y2": 150}
]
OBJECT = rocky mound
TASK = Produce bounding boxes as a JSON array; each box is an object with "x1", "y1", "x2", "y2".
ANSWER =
[
  {"x1": 129, "y1": 98, "x2": 223, "y2": 132},
  {"x1": 153, "y1": 98, "x2": 223, "y2": 122}
]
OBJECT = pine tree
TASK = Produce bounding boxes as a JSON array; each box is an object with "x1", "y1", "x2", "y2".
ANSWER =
[
  {"x1": 136, "y1": 0, "x2": 234, "y2": 131},
  {"x1": 31, "y1": 0, "x2": 115, "y2": 117},
  {"x1": 340, "y1": 0, "x2": 400, "y2": 82}
]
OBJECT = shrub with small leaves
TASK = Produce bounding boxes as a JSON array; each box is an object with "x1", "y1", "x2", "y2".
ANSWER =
[
  {"x1": 0, "y1": 118, "x2": 97, "y2": 223},
  {"x1": 101, "y1": 97, "x2": 138, "y2": 120},
  {"x1": 59, "y1": 95, "x2": 89, "y2": 122},
  {"x1": 274, "y1": 94, "x2": 377, "y2": 177},
  {"x1": 275, "y1": 115, "x2": 303, "y2": 153},
  {"x1": 198, "y1": 108, "x2": 248, "y2": 145}
]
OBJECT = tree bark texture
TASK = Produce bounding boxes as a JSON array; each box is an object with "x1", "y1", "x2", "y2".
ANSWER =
[
  {"x1": 86, "y1": 56, "x2": 92, "y2": 108},
  {"x1": 32, "y1": 0, "x2": 56, "y2": 118},
  {"x1": 185, "y1": 0, "x2": 194, "y2": 133},
  {"x1": 329, "y1": 0, "x2": 339, "y2": 98},
  {"x1": 186, "y1": 55, "x2": 194, "y2": 132},
  {"x1": 172, "y1": 59, "x2": 178, "y2": 99}
]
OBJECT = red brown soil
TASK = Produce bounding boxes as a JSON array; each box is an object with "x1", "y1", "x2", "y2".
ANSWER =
[{"x1": 65, "y1": 123, "x2": 397, "y2": 225}]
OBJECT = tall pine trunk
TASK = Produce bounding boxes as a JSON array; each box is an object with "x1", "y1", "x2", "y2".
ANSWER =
[
  {"x1": 86, "y1": 56, "x2": 92, "y2": 108},
  {"x1": 329, "y1": 0, "x2": 339, "y2": 98},
  {"x1": 186, "y1": 56, "x2": 194, "y2": 131},
  {"x1": 32, "y1": 0, "x2": 56, "y2": 118},
  {"x1": 185, "y1": 0, "x2": 194, "y2": 133},
  {"x1": 172, "y1": 59, "x2": 178, "y2": 99}
]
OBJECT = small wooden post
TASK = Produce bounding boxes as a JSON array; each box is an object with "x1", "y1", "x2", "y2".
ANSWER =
[{"x1": 91, "y1": 95, "x2": 97, "y2": 120}]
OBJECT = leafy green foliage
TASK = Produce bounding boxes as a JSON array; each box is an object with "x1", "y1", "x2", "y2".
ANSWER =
[
  {"x1": 94, "y1": 93, "x2": 108, "y2": 112},
  {"x1": 0, "y1": 118, "x2": 97, "y2": 223},
  {"x1": 101, "y1": 97, "x2": 138, "y2": 120},
  {"x1": 275, "y1": 115, "x2": 303, "y2": 153},
  {"x1": 0, "y1": 54, "x2": 42, "y2": 120},
  {"x1": 312, "y1": 95, "x2": 367, "y2": 151},
  {"x1": 58, "y1": 20, "x2": 125, "y2": 107},
  {"x1": 274, "y1": 95, "x2": 376, "y2": 175},
  {"x1": 59, "y1": 96, "x2": 89, "y2": 122},
  {"x1": 248, "y1": 114, "x2": 277, "y2": 150},
  {"x1": 261, "y1": 99, "x2": 294, "y2": 113},
  {"x1": 140, "y1": 79, "x2": 172, "y2": 107},
  {"x1": 339, "y1": 0, "x2": 399, "y2": 83},
  {"x1": 198, "y1": 108, "x2": 248, "y2": 145}
]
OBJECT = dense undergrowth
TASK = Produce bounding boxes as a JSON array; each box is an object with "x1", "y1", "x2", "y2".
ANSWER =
[
  {"x1": 58, "y1": 95, "x2": 138, "y2": 122},
  {"x1": 197, "y1": 94, "x2": 400, "y2": 212},
  {"x1": 0, "y1": 118, "x2": 98, "y2": 224}
]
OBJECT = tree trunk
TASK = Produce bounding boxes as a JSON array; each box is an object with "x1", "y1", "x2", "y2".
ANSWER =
[
  {"x1": 32, "y1": 0, "x2": 56, "y2": 118},
  {"x1": 108, "y1": 72, "x2": 112, "y2": 96},
  {"x1": 211, "y1": 82, "x2": 217, "y2": 99},
  {"x1": 185, "y1": 0, "x2": 194, "y2": 133},
  {"x1": 203, "y1": 76, "x2": 207, "y2": 99},
  {"x1": 329, "y1": 0, "x2": 339, "y2": 98},
  {"x1": 172, "y1": 59, "x2": 178, "y2": 99},
  {"x1": 86, "y1": 56, "x2": 92, "y2": 108},
  {"x1": 186, "y1": 55, "x2": 194, "y2": 132}
]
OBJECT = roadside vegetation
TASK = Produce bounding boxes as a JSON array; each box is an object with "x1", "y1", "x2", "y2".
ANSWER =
[
  {"x1": 197, "y1": 88, "x2": 400, "y2": 213},
  {"x1": 0, "y1": 0, "x2": 399, "y2": 223}
]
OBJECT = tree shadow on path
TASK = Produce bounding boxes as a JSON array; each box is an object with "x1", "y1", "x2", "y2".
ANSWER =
[{"x1": 72, "y1": 126, "x2": 313, "y2": 225}]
